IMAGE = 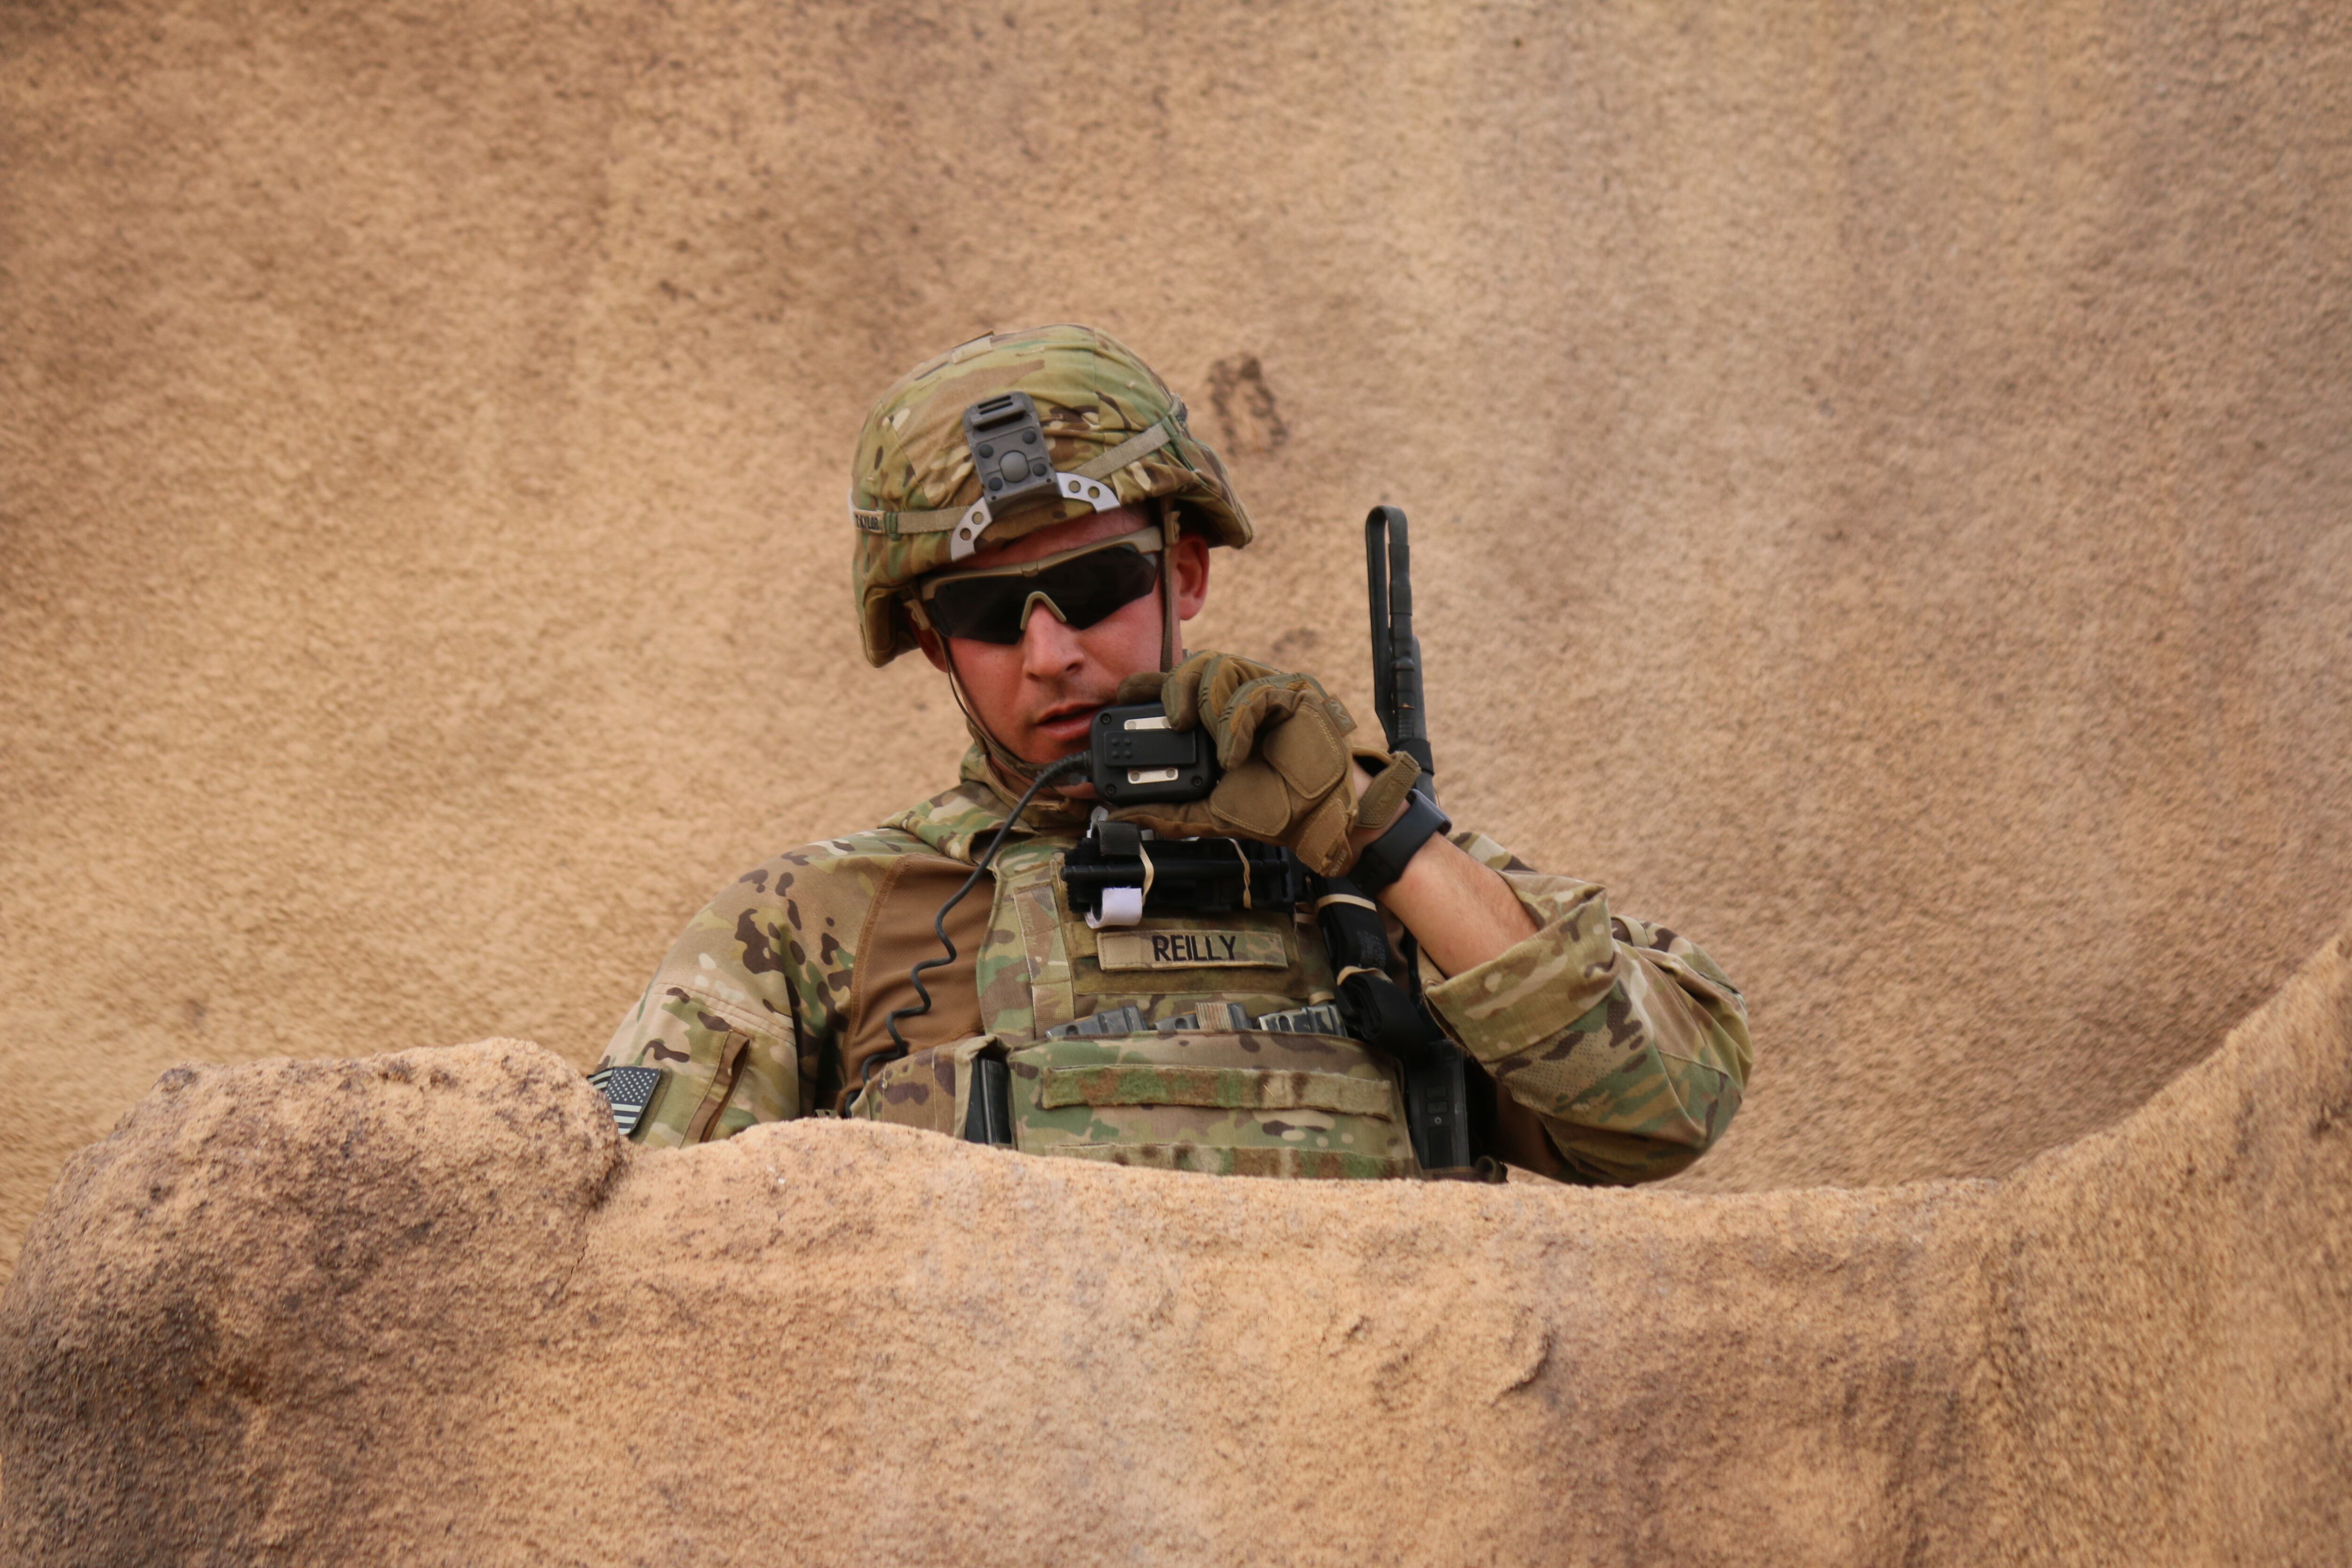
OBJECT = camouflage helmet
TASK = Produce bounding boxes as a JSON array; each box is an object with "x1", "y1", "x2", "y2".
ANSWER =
[{"x1": 849, "y1": 324, "x2": 1254, "y2": 667}]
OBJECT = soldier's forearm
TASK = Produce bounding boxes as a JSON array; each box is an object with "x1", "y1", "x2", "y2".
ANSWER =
[
  {"x1": 1343, "y1": 764, "x2": 1538, "y2": 975},
  {"x1": 1371, "y1": 831, "x2": 1538, "y2": 976}
]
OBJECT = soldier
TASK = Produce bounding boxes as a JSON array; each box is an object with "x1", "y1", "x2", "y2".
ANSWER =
[{"x1": 593, "y1": 324, "x2": 1749, "y2": 1183}]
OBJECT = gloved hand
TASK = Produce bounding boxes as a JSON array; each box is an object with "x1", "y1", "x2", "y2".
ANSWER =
[{"x1": 1110, "y1": 652, "x2": 1421, "y2": 876}]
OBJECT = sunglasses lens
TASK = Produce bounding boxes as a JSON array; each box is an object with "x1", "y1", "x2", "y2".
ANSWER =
[
  {"x1": 926, "y1": 544, "x2": 1161, "y2": 644},
  {"x1": 1041, "y1": 545, "x2": 1161, "y2": 630}
]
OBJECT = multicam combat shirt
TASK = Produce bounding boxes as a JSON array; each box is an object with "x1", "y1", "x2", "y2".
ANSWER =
[{"x1": 597, "y1": 749, "x2": 1751, "y2": 1184}]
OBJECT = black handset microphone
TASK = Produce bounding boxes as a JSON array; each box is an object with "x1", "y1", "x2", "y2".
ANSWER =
[{"x1": 1085, "y1": 702, "x2": 1216, "y2": 804}]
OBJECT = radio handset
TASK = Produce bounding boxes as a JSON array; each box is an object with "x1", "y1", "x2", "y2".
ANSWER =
[{"x1": 1084, "y1": 701, "x2": 1216, "y2": 804}]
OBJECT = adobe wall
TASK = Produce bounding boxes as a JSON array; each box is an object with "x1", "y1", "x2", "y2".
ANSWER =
[
  {"x1": 5, "y1": 923, "x2": 2346, "y2": 1564},
  {"x1": 3, "y1": 0, "x2": 2348, "y2": 1286}
]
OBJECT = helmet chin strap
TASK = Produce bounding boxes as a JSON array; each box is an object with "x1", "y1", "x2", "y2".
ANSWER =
[
  {"x1": 942, "y1": 648, "x2": 1044, "y2": 788},
  {"x1": 1160, "y1": 497, "x2": 1181, "y2": 672},
  {"x1": 938, "y1": 640, "x2": 1090, "y2": 838}
]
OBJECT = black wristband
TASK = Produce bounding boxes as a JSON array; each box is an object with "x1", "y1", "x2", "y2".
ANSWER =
[{"x1": 1347, "y1": 788, "x2": 1451, "y2": 896}]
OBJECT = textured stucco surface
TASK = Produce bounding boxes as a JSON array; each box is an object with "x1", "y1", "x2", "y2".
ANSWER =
[
  {"x1": 5, "y1": 925, "x2": 2348, "y2": 1564},
  {"x1": 4, "y1": 0, "x2": 2351, "y2": 1289}
]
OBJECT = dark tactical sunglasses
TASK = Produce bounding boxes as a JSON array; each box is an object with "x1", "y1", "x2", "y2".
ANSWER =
[{"x1": 914, "y1": 525, "x2": 1165, "y2": 645}]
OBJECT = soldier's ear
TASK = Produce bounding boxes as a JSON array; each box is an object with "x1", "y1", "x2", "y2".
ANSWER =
[
  {"x1": 1172, "y1": 533, "x2": 1211, "y2": 622},
  {"x1": 914, "y1": 626, "x2": 952, "y2": 674}
]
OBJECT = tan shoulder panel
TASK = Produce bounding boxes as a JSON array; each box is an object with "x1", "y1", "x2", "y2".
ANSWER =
[{"x1": 838, "y1": 855, "x2": 993, "y2": 1108}]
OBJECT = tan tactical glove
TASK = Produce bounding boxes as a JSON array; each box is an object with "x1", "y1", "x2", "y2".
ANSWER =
[{"x1": 1111, "y1": 652, "x2": 1422, "y2": 876}]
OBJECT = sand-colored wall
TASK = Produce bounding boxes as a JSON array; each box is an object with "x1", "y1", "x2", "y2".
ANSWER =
[
  {"x1": 6, "y1": 924, "x2": 2347, "y2": 1563},
  {"x1": 4, "y1": 0, "x2": 2349, "y2": 1281}
]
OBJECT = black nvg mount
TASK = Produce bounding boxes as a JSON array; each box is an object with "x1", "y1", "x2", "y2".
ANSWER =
[
  {"x1": 962, "y1": 390, "x2": 1061, "y2": 513},
  {"x1": 1065, "y1": 505, "x2": 1494, "y2": 1179}
]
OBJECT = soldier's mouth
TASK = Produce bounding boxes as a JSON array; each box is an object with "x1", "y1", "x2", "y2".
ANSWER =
[{"x1": 1032, "y1": 702, "x2": 1105, "y2": 746}]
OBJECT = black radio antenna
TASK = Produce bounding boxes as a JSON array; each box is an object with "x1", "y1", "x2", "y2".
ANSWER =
[{"x1": 1365, "y1": 505, "x2": 1435, "y2": 793}]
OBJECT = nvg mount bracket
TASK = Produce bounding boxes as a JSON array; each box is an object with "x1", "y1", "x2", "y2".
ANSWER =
[{"x1": 951, "y1": 391, "x2": 1124, "y2": 561}]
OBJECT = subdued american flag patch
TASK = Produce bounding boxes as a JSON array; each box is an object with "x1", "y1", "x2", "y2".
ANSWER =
[{"x1": 587, "y1": 1065, "x2": 664, "y2": 1138}]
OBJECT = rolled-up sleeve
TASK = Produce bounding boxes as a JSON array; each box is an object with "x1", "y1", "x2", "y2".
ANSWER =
[{"x1": 1420, "y1": 831, "x2": 1751, "y2": 1185}]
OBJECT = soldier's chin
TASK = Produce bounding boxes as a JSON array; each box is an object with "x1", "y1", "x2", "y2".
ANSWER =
[{"x1": 1037, "y1": 742, "x2": 1097, "y2": 799}]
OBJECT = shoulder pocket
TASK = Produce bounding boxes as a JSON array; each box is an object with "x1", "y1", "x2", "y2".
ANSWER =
[{"x1": 684, "y1": 1031, "x2": 752, "y2": 1143}]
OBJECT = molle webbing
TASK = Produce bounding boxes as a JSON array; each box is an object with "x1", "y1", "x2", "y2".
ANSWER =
[
  {"x1": 1038, "y1": 1064, "x2": 1396, "y2": 1118},
  {"x1": 1004, "y1": 1030, "x2": 1416, "y2": 1178},
  {"x1": 1052, "y1": 1144, "x2": 1410, "y2": 1181}
]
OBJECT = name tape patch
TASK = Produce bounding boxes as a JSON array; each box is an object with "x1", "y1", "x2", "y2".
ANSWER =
[{"x1": 1096, "y1": 929, "x2": 1289, "y2": 971}]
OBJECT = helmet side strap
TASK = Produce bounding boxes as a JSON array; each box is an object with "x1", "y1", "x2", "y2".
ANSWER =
[
  {"x1": 937, "y1": 636, "x2": 1041, "y2": 787},
  {"x1": 1160, "y1": 497, "x2": 1181, "y2": 672}
]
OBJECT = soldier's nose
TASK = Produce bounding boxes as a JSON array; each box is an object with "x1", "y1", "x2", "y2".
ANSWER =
[{"x1": 1019, "y1": 600, "x2": 1083, "y2": 674}]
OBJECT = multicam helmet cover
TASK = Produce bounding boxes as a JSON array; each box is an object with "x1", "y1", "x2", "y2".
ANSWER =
[{"x1": 849, "y1": 324, "x2": 1254, "y2": 667}]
